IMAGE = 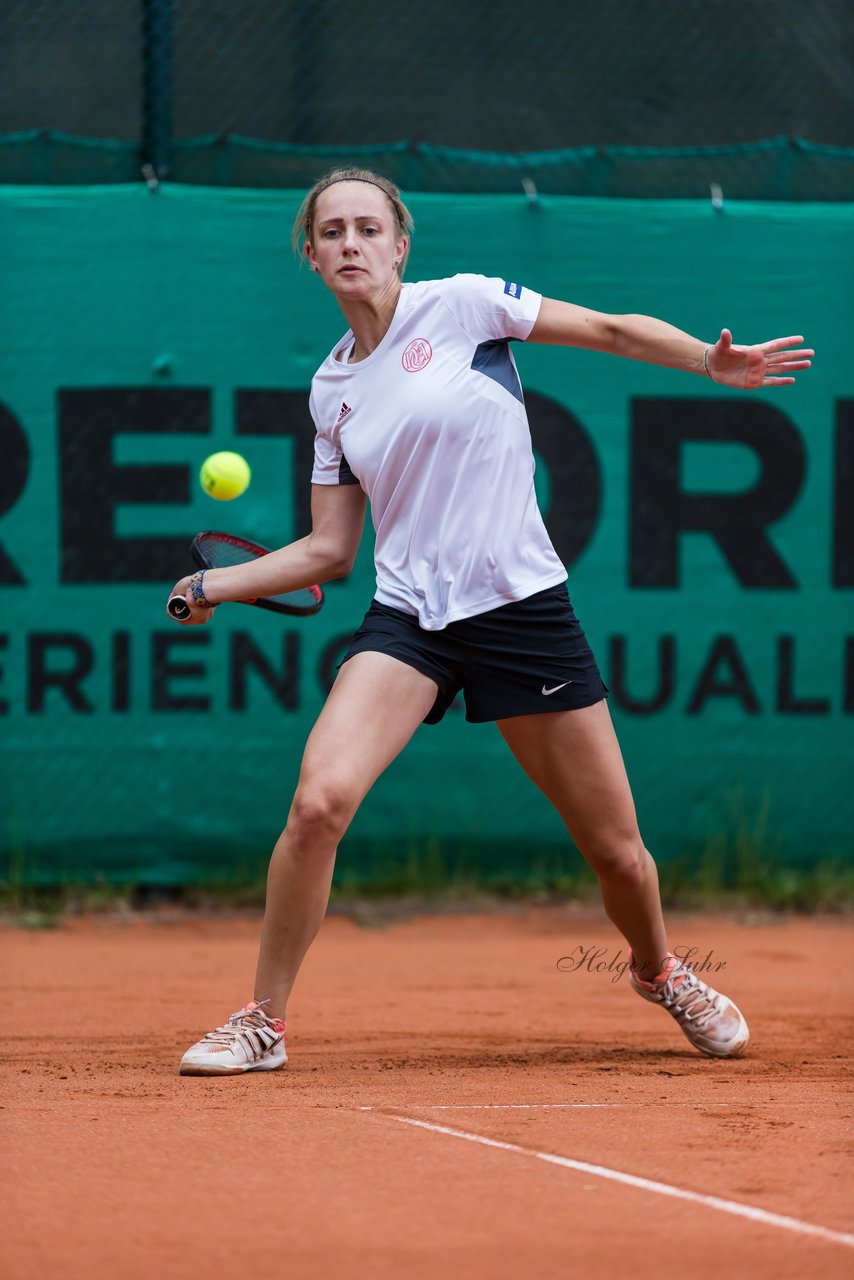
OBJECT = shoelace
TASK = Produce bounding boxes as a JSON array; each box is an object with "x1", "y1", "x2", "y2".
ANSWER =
[
  {"x1": 657, "y1": 969, "x2": 722, "y2": 1031},
  {"x1": 201, "y1": 1000, "x2": 276, "y2": 1046}
]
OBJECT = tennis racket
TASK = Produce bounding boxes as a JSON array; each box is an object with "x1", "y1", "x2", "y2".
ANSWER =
[{"x1": 167, "y1": 531, "x2": 324, "y2": 620}]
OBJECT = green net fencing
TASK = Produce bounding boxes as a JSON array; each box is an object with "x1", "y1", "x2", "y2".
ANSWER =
[
  {"x1": 2, "y1": 0, "x2": 853, "y2": 199},
  {"x1": 1, "y1": 186, "x2": 852, "y2": 887},
  {"x1": 4, "y1": 133, "x2": 854, "y2": 202}
]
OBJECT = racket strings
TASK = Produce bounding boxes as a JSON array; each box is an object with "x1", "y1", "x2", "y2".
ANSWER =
[
  {"x1": 193, "y1": 532, "x2": 323, "y2": 615},
  {"x1": 195, "y1": 534, "x2": 259, "y2": 570}
]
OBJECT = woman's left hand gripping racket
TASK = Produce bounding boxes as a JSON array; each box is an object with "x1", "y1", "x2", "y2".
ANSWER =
[{"x1": 167, "y1": 531, "x2": 324, "y2": 621}]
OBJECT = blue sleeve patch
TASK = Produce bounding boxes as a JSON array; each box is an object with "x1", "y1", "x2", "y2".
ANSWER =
[{"x1": 503, "y1": 281, "x2": 522, "y2": 300}]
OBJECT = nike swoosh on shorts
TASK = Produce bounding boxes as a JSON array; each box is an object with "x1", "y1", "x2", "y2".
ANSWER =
[{"x1": 541, "y1": 681, "x2": 573, "y2": 696}]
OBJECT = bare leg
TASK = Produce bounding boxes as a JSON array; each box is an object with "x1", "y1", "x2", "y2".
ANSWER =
[
  {"x1": 498, "y1": 700, "x2": 668, "y2": 976},
  {"x1": 254, "y1": 652, "x2": 439, "y2": 1019}
]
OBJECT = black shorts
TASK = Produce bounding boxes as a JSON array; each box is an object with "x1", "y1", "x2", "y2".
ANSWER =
[{"x1": 341, "y1": 583, "x2": 609, "y2": 725}]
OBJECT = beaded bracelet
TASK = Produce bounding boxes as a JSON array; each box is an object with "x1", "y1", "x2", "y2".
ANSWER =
[
  {"x1": 703, "y1": 345, "x2": 714, "y2": 380},
  {"x1": 189, "y1": 570, "x2": 211, "y2": 607}
]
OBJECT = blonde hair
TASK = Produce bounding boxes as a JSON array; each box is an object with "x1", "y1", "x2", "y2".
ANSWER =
[{"x1": 292, "y1": 168, "x2": 414, "y2": 278}]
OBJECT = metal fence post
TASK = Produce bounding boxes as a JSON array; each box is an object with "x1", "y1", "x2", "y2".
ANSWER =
[{"x1": 141, "y1": 0, "x2": 173, "y2": 178}]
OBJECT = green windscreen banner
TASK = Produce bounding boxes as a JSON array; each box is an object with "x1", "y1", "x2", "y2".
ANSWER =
[{"x1": 1, "y1": 185, "x2": 851, "y2": 884}]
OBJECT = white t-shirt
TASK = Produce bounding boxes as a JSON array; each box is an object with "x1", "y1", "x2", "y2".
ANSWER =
[{"x1": 310, "y1": 274, "x2": 566, "y2": 630}]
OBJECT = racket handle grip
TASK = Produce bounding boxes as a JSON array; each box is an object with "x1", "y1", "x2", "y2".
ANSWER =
[{"x1": 167, "y1": 595, "x2": 192, "y2": 620}]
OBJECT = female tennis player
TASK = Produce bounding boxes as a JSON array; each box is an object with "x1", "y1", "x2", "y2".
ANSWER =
[{"x1": 168, "y1": 169, "x2": 812, "y2": 1074}]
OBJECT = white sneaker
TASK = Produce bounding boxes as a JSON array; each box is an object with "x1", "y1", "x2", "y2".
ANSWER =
[
  {"x1": 629, "y1": 953, "x2": 749, "y2": 1058},
  {"x1": 179, "y1": 1000, "x2": 287, "y2": 1076}
]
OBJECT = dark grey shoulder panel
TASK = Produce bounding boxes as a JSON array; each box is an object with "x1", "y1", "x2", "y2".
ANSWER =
[
  {"x1": 470, "y1": 340, "x2": 524, "y2": 404},
  {"x1": 338, "y1": 453, "x2": 360, "y2": 485}
]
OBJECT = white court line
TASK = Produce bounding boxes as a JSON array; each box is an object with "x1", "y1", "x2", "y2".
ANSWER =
[
  {"x1": 359, "y1": 1101, "x2": 764, "y2": 1111},
  {"x1": 423, "y1": 1103, "x2": 619, "y2": 1109},
  {"x1": 372, "y1": 1112, "x2": 854, "y2": 1250},
  {"x1": 359, "y1": 1103, "x2": 619, "y2": 1110}
]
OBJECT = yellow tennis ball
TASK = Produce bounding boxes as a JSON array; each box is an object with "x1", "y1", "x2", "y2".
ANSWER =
[{"x1": 200, "y1": 451, "x2": 251, "y2": 501}]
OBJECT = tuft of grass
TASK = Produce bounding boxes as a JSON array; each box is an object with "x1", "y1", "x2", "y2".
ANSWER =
[
  {"x1": 0, "y1": 876, "x2": 139, "y2": 926},
  {"x1": 2, "y1": 812, "x2": 852, "y2": 921},
  {"x1": 654, "y1": 786, "x2": 854, "y2": 912}
]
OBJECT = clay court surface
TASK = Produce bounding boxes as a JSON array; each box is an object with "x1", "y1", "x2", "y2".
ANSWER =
[{"x1": 3, "y1": 907, "x2": 852, "y2": 1278}]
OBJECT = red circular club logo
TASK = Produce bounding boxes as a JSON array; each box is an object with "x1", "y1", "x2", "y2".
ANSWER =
[{"x1": 401, "y1": 338, "x2": 433, "y2": 372}]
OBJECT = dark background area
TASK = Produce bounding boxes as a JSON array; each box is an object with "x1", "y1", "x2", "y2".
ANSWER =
[{"x1": 1, "y1": 0, "x2": 852, "y2": 196}]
